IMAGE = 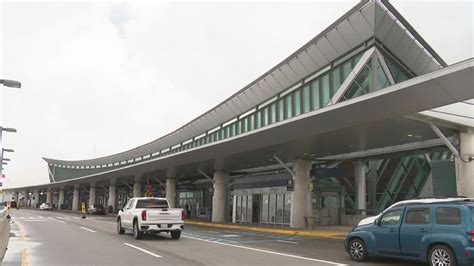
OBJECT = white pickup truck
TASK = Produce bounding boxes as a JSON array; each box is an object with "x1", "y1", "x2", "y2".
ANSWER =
[{"x1": 117, "y1": 197, "x2": 184, "y2": 240}]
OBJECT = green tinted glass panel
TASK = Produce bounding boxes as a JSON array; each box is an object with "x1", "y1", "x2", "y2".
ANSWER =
[
  {"x1": 376, "y1": 59, "x2": 390, "y2": 90},
  {"x1": 278, "y1": 98, "x2": 284, "y2": 121},
  {"x1": 248, "y1": 114, "x2": 254, "y2": 131},
  {"x1": 285, "y1": 94, "x2": 293, "y2": 118},
  {"x1": 269, "y1": 103, "x2": 276, "y2": 124},
  {"x1": 386, "y1": 57, "x2": 411, "y2": 83},
  {"x1": 352, "y1": 52, "x2": 363, "y2": 67},
  {"x1": 302, "y1": 85, "x2": 310, "y2": 113},
  {"x1": 294, "y1": 90, "x2": 301, "y2": 116},
  {"x1": 256, "y1": 111, "x2": 261, "y2": 128},
  {"x1": 321, "y1": 74, "x2": 330, "y2": 106},
  {"x1": 311, "y1": 79, "x2": 320, "y2": 110},
  {"x1": 235, "y1": 121, "x2": 241, "y2": 135},
  {"x1": 341, "y1": 60, "x2": 352, "y2": 81},
  {"x1": 331, "y1": 68, "x2": 341, "y2": 96},
  {"x1": 241, "y1": 118, "x2": 247, "y2": 133},
  {"x1": 341, "y1": 61, "x2": 372, "y2": 101},
  {"x1": 261, "y1": 107, "x2": 268, "y2": 127}
]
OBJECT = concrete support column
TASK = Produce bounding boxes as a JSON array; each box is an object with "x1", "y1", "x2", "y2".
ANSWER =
[
  {"x1": 46, "y1": 190, "x2": 53, "y2": 205},
  {"x1": 58, "y1": 189, "x2": 65, "y2": 210},
  {"x1": 133, "y1": 176, "x2": 142, "y2": 198},
  {"x1": 212, "y1": 171, "x2": 227, "y2": 223},
  {"x1": 72, "y1": 185, "x2": 79, "y2": 211},
  {"x1": 12, "y1": 191, "x2": 19, "y2": 202},
  {"x1": 33, "y1": 191, "x2": 40, "y2": 208},
  {"x1": 290, "y1": 159, "x2": 312, "y2": 228},
  {"x1": 354, "y1": 161, "x2": 367, "y2": 214},
  {"x1": 166, "y1": 179, "x2": 177, "y2": 208},
  {"x1": 456, "y1": 127, "x2": 474, "y2": 197},
  {"x1": 367, "y1": 161, "x2": 377, "y2": 213},
  {"x1": 107, "y1": 180, "x2": 117, "y2": 213},
  {"x1": 21, "y1": 190, "x2": 27, "y2": 207},
  {"x1": 89, "y1": 184, "x2": 96, "y2": 206}
]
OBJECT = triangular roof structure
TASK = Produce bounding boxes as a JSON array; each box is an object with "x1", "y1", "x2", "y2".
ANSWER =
[{"x1": 43, "y1": 0, "x2": 450, "y2": 167}]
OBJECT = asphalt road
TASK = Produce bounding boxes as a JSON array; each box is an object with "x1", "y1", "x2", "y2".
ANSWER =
[{"x1": 2, "y1": 209, "x2": 425, "y2": 266}]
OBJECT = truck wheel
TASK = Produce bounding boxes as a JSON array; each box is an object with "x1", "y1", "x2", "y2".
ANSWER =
[
  {"x1": 429, "y1": 244, "x2": 457, "y2": 266},
  {"x1": 133, "y1": 221, "x2": 143, "y2": 240},
  {"x1": 349, "y1": 238, "x2": 367, "y2": 262},
  {"x1": 171, "y1": 231, "x2": 181, "y2": 240},
  {"x1": 117, "y1": 218, "x2": 125, "y2": 234}
]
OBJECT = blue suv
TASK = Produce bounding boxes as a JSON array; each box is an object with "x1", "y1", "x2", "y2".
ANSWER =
[{"x1": 345, "y1": 198, "x2": 474, "y2": 266}]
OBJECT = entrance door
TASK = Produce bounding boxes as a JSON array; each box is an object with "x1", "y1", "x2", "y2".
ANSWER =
[{"x1": 252, "y1": 194, "x2": 261, "y2": 223}]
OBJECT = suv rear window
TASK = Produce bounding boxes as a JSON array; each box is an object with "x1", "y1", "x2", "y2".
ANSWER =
[
  {"x1": 436, "y1": 207, "x2": 461, "y2": 225},
  {"x1": 471, "y1": 208, "x2": 474, "y2": 225},
  {"x1": 136, "y1": 199, "x2": 169, "y2": 209},
  {"x1": 405, "y1": 208, "x2": 430, "y2": 224}
]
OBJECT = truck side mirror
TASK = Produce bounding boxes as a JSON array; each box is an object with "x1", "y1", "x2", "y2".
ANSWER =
[{"x1": 374, "y1": 218, "x2": 380, "y2": 226}]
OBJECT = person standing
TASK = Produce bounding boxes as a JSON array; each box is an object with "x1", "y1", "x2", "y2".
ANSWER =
[{"x1": 186, "y1": 200, "x2": 192, "y2": 219}]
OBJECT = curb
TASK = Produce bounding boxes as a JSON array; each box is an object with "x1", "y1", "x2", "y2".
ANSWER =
[{"x1": 184, "y1": 220, "x2": 348, "y2": 239}]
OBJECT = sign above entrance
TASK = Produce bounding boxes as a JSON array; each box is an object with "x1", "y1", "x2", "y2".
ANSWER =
[{"x1": 286, "y1": 179, "x2": 293, "y2": 191}]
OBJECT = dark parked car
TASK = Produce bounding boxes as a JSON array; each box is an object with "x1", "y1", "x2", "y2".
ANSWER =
[
  {"x1": 88, "y1": 204, "x2": 106, "y2": 215},
  {"x1": 345, "y1": 198, "x2": 474, "y2": 266}
]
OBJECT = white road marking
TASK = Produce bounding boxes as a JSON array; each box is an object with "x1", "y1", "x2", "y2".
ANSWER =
[
  {"x1": 21, "y1": 219, "x2": 47, "y2": 222},
  {"x1": 183, "y1": 235, "x2": 347, "y2": 266},
  {"x1": 123, "y1": 243, "x2": 162, "y2": 258},
  {"x1": 48, "y1": 217, "x2": 66, "y2": 224},
  {"x1": 276, "y1": 240, "x2": 298, "y2": 244},
  {"x1": 220, "y1": 234, "x2": 241, "y2": 238},
  {"x1": 80, "y1": 227, "x2": 96, "y2": 233},
  {"x1": 86, "y1": 218, "x2": 116, "y2": 225}
]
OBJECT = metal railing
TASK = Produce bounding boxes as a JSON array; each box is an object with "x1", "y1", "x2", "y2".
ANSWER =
[{"x1": 0, "y1": 206, "x2": 11, "y2": 261}]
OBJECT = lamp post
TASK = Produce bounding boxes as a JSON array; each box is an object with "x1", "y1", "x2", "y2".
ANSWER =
[
  {"x1": 0, "y1": 128, "x2": 16, "y2": 175},
  {"x1": 0, "y1": 79, "x2": 21, "y2": 88}
]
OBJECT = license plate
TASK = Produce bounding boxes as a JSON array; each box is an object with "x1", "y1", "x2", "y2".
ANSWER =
[{"x1": 161, "y1": 224, "x2": 168, "y2": 228}]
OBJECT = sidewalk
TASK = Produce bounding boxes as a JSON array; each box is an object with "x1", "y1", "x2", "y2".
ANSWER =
[{"x1": 184, "y1": 219, "x2": 352, "y2": 239}]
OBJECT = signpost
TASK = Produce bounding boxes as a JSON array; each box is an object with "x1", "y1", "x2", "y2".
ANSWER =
[{"x1": 286, "y1": 179, "x2": 294, "y2": 191}]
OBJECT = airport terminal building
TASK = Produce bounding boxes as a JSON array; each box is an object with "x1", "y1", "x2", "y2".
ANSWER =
[{"x1": 4, "y1": 0, "x2": 473, "y2": 228}]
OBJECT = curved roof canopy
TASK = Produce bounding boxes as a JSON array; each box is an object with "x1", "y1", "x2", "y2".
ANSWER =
[{"x1": 43, "y1": 0, "x2": 446, "y2": 168}]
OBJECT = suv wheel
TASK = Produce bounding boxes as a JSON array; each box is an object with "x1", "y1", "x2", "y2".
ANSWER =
[
  {"x1": 133, "y1": 221, "x2": 143, "y2": 240},
  {"x1": 117, "y1": 218, "x2": 125, "y2": 234},
  {"x1": 349, "y1": 238, "x2": 367, "y2": 262},
  {"x1": 429, "y1": 245, "x2": 457, "y2": 266}
]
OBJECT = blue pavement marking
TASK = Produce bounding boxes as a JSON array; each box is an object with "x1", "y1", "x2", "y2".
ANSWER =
[
  {"x1": 182, "y1": 232, "x2": 239, "y2": 245},
  {"x1": 221, "y1": 229, "x2": 310, "y2": 240}
]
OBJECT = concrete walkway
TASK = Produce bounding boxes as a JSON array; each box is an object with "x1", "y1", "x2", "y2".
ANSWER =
[{"x1": 184, "y1": 220, "x2": 351, "y2": 239}]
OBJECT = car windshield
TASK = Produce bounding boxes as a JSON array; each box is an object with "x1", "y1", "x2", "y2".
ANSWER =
[{"x1": 135, "y1": 199, "x2": 169, "y2": 209}]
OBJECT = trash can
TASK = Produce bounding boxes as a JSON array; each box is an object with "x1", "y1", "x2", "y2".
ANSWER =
[{"x1": 305, "y1": 216, "x2": 317, "y2": 227}]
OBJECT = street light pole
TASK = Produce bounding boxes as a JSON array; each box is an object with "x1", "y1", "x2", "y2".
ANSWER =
[
  {"x1": 0, "y1": 128, "x2": 17, "y2": 176},
  {"x1": 0, "y1": 79, "x2": 21, "y2": 88}
]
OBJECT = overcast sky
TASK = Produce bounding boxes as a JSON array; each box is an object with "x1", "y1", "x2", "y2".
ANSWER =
[{"x1": 1, "y1": 0, "x2": 473, "y2": 188}]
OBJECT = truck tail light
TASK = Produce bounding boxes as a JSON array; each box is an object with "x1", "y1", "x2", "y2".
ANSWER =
[
  {"x1": 469, "y1": 229, "x2": 474, "y2": 243},
  {"x1": 182, "y1": 210, "x2": 185, "y2": 220},
  {"x1": 141, "y1": 210, "x2": 147, "y2": 221}
]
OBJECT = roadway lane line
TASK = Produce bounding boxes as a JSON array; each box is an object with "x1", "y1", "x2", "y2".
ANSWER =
[
  {"x1": 80, "y1": 226, "x2": 96, "y2": 233},
  {"x1": 21, "y1": 248, "x2": 29, "y2": 266},
  {"x1": 183, "y1": 235, "x2": 347, "y2": 266},
  {"x1": 123, "y1": 243, "x2": 162, "y2": 258},
  {"x1": 275, "y1": 240, "x2": 298, "y2": 244},
  {"x1": 48, "y1": 217, "x2": 66, "y2": 224}
]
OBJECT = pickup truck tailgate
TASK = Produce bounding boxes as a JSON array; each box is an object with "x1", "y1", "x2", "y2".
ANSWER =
[{"x1": 146, "y1": 209, "x2": 182, "y2": 224}]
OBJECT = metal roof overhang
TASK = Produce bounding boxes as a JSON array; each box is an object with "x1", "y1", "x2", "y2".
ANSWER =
[
  {"x1": 43, "y1": 0, "x2": 446, "y2": 167},
  {"x1": 8, "y1": 58, "x2": 473, "y2": 191}
]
